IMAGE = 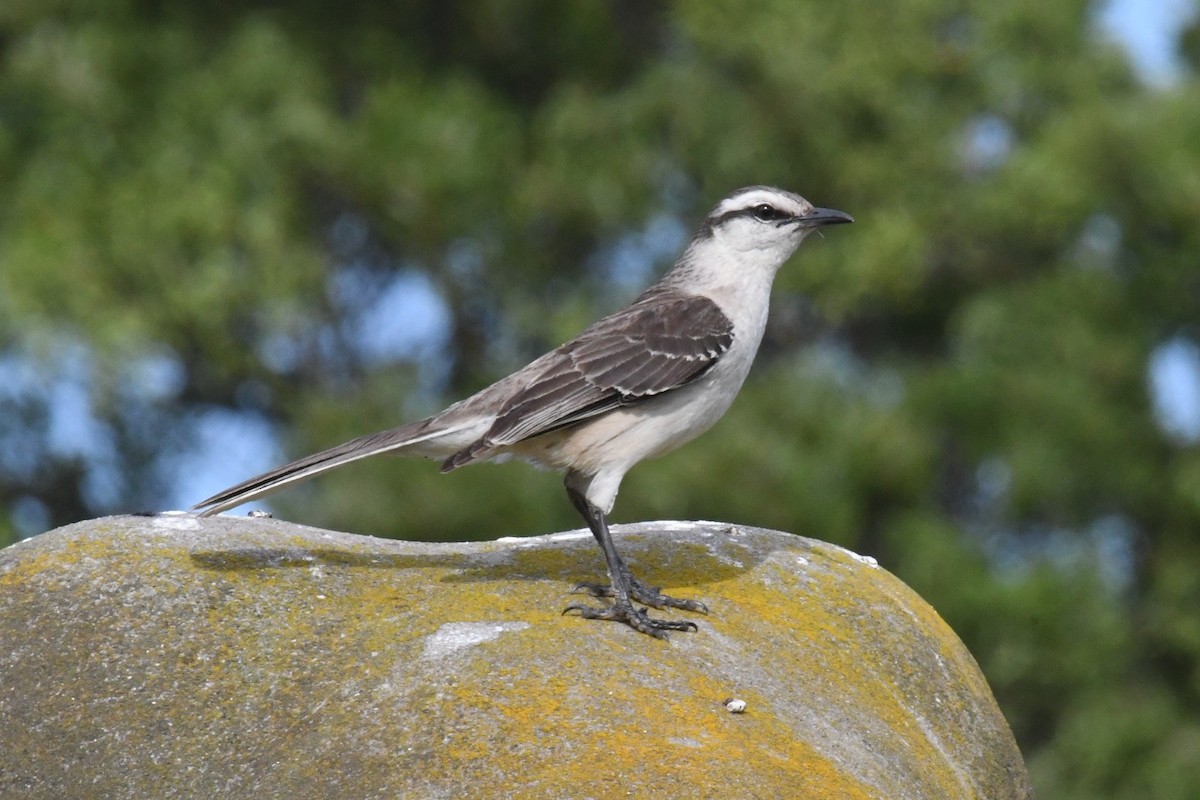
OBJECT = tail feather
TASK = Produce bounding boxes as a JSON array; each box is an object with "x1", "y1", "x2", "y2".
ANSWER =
[
  {"x1": 191, "y1": 417, "x2": 469, "y2": 517},
  {"x1": 440, "y1": 437, "x2": 493, "y2": 473}
]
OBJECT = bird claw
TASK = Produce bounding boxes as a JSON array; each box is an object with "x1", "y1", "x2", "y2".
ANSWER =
[
  {"x1": 572, "y1": 579, "x2": 709, "y2": 615},
  {"x1": 563, "y1": 599, "x2": 698, "y2": 638}
]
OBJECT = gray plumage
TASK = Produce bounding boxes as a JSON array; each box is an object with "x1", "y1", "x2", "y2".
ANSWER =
[{"x1": 193, "y1": 185, "x2": 853, "y2": 637}]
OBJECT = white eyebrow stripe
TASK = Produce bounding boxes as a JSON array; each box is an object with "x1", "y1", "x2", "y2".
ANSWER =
[{"x1": 712, "y1": 188, "x2": 809, "y2": 218}]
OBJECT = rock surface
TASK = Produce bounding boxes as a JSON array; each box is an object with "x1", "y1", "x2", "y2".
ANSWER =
[{"x1": 0, "y1": 515, "x2": 1033, "y2": 799}]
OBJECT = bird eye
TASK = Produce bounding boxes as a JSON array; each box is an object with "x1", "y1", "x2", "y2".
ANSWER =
[{"x1": 751, "y1": 204, "x2": 783, "y2": 222}]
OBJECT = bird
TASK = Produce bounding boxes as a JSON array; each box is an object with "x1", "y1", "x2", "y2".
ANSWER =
[{"x1": 192, "y1": 185, "x2": 853, "y2": 638}]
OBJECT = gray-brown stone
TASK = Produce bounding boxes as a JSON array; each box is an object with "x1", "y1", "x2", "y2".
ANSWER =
[{"x1": 0, "y1": 515, "x2": 1033, "y2": 799}]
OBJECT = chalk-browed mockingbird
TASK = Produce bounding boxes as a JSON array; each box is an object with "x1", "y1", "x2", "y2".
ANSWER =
[{"x1": 193, "y1": 186, "x2": 853, "y2": 637}]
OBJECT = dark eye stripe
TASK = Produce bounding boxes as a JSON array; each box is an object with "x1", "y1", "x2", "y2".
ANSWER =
[
  {"x1": 699, "y1": 202, "x2": 796, "y2": 237},
  {"x1": 751, "y1": 204, "x2": 786, "y2": 221}
]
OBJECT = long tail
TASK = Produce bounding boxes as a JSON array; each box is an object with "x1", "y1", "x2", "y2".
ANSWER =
[{"x1": 191, "y1": 417, "x2": 474, "y2": 517}]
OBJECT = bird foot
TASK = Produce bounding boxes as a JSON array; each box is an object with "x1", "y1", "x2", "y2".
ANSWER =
[
  {"x1": 572, "y1": 577, "x2": 709, "y2": 615},
  {"x1": 563, "y1": 598, "x2": 698, "y2": 639}
]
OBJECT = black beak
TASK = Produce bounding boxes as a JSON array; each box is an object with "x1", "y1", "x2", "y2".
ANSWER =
[{"x1": 796, "y1": 207, "x2": 854, "y2": 227}]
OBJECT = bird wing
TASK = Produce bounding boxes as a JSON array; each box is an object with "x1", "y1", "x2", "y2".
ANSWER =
[{"x1": 441, "y1": 289, "x2": 734, "y2": 471}]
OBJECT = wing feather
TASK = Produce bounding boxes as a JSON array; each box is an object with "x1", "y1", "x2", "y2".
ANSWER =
[{"x1": 441, "y1": 289, "x2": 734, "y2": 470}]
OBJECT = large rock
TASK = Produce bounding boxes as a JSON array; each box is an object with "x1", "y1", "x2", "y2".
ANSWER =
[{"x1": 0, "y1": 515, "x2": 1033, "y2": 799}]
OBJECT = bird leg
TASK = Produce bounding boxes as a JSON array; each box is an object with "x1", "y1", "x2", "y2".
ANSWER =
[{"x1": 563, "y1": 486, "x2": 700, "y2": 638}]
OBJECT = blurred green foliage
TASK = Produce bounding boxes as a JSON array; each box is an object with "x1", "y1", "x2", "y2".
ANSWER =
[{"x1": 2, "y1": 1, "x2": 1200, "y2": 796}]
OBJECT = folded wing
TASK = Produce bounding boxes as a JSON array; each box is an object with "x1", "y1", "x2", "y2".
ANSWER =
[{"x1": 442, "y1": 289, "x2": 734, "y2": 470}]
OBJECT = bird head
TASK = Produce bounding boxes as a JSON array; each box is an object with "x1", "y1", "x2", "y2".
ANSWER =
[{"x1": 701, "y1": 185, "x2": 853, "y2": 257}]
